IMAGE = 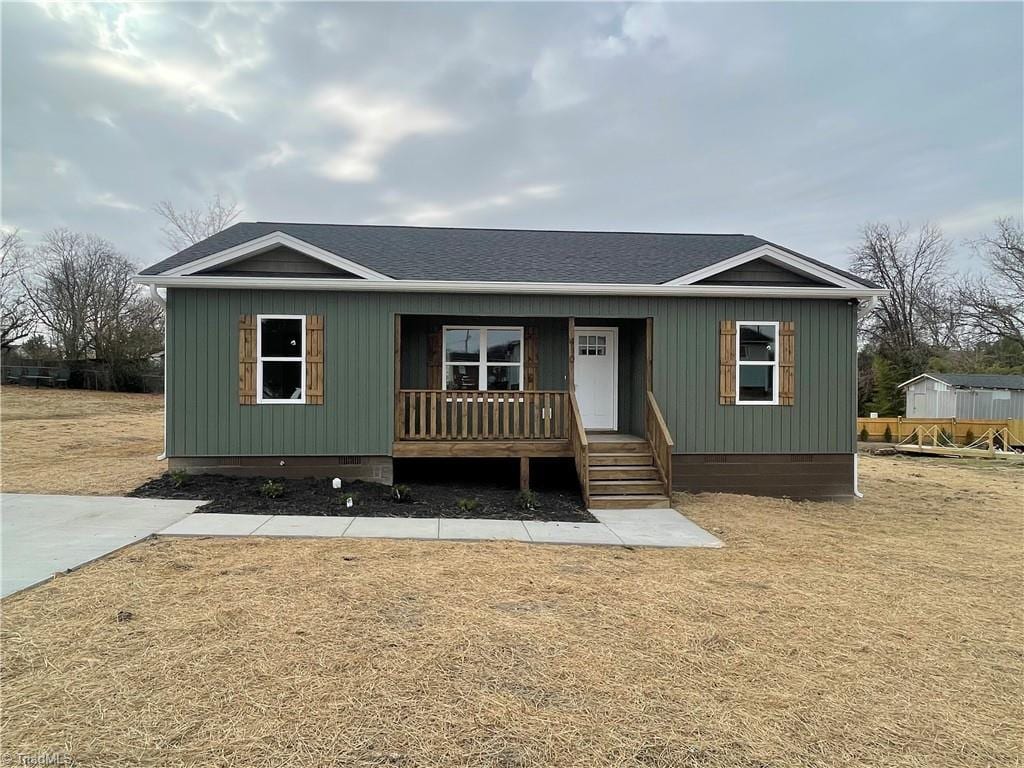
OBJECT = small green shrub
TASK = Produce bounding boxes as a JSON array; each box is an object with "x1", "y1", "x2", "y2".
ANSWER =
[
  {"x1": 391, "y1": 484, "x2": 413, "y2": 503},
  {"x1": 939, "y1": 428, "x2": 953, "y2": 446},
  {"x1": 456, "y1": 497, "x2": 480, "y2": 514},
  {"x1": 170, "y1": 469, "x2": 188, "y2": 488},
  {"x1": 515, "y1": 489, "x2": 539, "y2": 512},
  {"x1": 964, "y1": 429, "x2": 975, "y2": 445},
  {"x1": 260, "y1": 480, "x2": 284, "y2": 499},
  {"x1": 859, "y1": 427, "x2": 870, "y2": 442},
  {"x1": 883, "y1": 425, "x2": 893, "y2": 443}
]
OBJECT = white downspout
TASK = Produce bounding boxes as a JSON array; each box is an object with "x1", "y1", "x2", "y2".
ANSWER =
[{"x1": 150, "y1": 285, "x2": 168, "y2": 461}]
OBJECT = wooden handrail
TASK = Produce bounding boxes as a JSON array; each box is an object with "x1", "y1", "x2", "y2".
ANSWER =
[
  {"x1": 645, "y1": 390, "x2": 674, "y2": 499},
  {"x1": 568, "y1": 390, "x2": 590, "y2": 507},
  {"x1": 396, "y1": 389, "x2": 569, "y2": 441}
]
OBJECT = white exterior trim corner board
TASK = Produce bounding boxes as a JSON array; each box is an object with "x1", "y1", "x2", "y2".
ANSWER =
[
  {"x1": 256, "y1": 314, "x2": 306, "y2": 404},
  {"x1": 735, "y1": 320, "x2": 780, "y2": 406},
  {"x1": 665, "y1": 244, "x2": 866, "y2": 290},
  {"x1": 162, "y1": 231, "x2": 395, "y2": 281}
]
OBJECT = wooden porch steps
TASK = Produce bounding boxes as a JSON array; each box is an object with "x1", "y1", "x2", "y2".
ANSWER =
[{"x1": 586, "y1": 433, "x2": 671, "y2": 509}]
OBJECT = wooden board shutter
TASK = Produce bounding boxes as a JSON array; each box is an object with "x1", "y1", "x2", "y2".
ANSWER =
[
  {"x1": 719, "y1": 320, "x2": 736, "y2": 405},
  {"x1": 306, "y1": 314, "x2": 324, "y2": 405},
  {"x1": 524, "y1": 326, "x2": 539, "y2": 390},
  {"x1": 239, "y1": 314, "x2": 256, "y2": 405},
  {"x1": 427, "y1": 325, "x2": 442, "y2": 390},
  {"x1": 779, "y1": 321, "x2": 795, "y2": 406}
]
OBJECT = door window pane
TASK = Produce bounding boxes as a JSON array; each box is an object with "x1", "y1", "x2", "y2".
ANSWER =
[
  {"x1": 445, "y1": 364, "x2": 479, "y2": 390},
  {"x1": 486, "y1": 329, "x2": 521, "y2": 363},
  {"x1": 486, "y1": 365, "x2": 520, "y2": 391},
  {"x1": 261, "y1": 318, "x2": 303, "y2": 357},
  {"x1": 739, "y1": 366, "x2": 774, "y2": 401},
  {"x1": 739, "y1": 324, "x2": 776, "y2": 362},
  {"x1": 262, "y1": 361, "x2": 303, "y2": 399},
  {"x1": 445, "y1": 329, "x2": 480, "y2": 362}
]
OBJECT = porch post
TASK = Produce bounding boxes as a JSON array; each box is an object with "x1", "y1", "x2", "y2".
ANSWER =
[
  {"x1": 567, "y1": 317, "x2": 576, "y2": 391},
  {"x1": 519, "y1": 456, "x2": 530, "y2": 491},
  {"x1": 645, "y1": 317, "x2": 653, "y2": 393},
  {"x1": 394, "y1": 314, "x2": 402, "y2": 440}
]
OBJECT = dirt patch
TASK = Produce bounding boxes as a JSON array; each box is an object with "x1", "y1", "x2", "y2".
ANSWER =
[
  {"x1": 129, "y1": 473, "x2": 593, "y2": 522},
  {"x1": 0, "y1": 386, "x2": 165, "y2": 495},
  {"x1": 2, "y1": 454, "x2": 1021, "y2": 767}
]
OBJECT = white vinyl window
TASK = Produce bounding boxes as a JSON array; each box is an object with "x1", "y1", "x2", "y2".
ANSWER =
[
  {"x1": 736, "y1": 321, "x2": 779, "y2": 405},
  {"x1": 443, "y1": 326, "x2": 524, "y2": 391},
  {"x1": 257, "y1": 315, "x2": 305, "y2": 403}
]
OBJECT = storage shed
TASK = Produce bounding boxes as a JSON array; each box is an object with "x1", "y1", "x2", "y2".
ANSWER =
[{"x1": 899, "y1": 373, "x2": 1024, "y2": 420}]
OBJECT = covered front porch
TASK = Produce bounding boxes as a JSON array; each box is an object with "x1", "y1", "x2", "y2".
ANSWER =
[{"x1": 391, "y1": 314, "x2": 673, "y2": 507}]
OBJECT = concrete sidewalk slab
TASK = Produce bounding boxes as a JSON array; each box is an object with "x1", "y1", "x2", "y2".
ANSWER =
[
  {"x1": 255, "y1": 515, "x2": 355, "y2": 537},
  {"x1": 1, "y1": 493, "x2": 203, "y2": 597},
  {"x1": 160, "y1": 513, "x2": 272, "y2": 537},
  {"x1": 344, "y1": 516, "x2": 440, "y2": 540},
  {"x1": 591, "y1": 508, "x2": 723, "y2": 548},
  {"x1": 439, "y1": 518, "x2": 531, "y2": 542},
  {"x1": 523, "y1": 520, "x2": 623, "y2": 545}
]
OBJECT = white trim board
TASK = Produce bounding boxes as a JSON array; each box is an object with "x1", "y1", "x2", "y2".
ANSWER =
[
  {"x1": 160, "y1": 231, "x2": 394, "y2": 281},
  {"x1": 135, "y1": 274, "x2": 887, "y2": 300},
  {"x1": 664, "y1": 244, "x2": 866, "y2": 290}
]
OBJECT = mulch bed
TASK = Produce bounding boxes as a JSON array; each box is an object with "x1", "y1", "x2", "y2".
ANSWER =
[{"x1": 129, "y1": 474, "x2": 594, "y2": 523}]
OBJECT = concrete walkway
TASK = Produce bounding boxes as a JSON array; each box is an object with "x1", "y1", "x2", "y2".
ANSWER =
[
  {"x1": 160, "y1": 507, "x2": 722, "y2": 548},
  {"x1": 1, "y1": 493, "x2": 203, "y2": 597}
]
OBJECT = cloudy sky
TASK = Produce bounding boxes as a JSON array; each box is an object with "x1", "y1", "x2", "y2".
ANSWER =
[{"x1": 3, "y1": 1, "x2": 1021, "y2": 273}]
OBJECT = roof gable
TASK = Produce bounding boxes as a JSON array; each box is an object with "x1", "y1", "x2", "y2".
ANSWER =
[
  {"x1": 198, "y1": 245, "x2": 362, "y2": 278},
  {"x1": 693, "y1": 256, "x2": 828, "y2": 287}
]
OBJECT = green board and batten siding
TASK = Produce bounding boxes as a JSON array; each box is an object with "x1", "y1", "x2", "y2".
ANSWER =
[{"x1": 165, "y1": 288, "x2": 857, "y2": 457}]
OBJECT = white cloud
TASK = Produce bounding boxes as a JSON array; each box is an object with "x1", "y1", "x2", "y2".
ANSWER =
[
  {"x1": 43, "y1": 2, "x2": 273, "y2": 121},
  {"x1": 314, "y1": 87, "x2": 460, "y2": 182},
  {"x1": 940, "y1": 200, "x2": 1024, "y2": 237},
  {"x1": 522, "y1": 49, "x2": 591, "y2": 112},
  {"x1": 91, "y1": 191, "x2": 141, "y2": 211},
  {"x1": 371, "y1": 183, "x2": 564, "y2": 226}
]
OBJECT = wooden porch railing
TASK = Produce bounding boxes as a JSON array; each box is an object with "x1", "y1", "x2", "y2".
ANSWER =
[
  {"x1": 645, "y1": 390, "x2": 674, "y2": 498},
  {"x1": 397, "y1": 390, "x2": 568, "y2": 440},
  {"x1": 568, "y1": 390, "x2": 589, "y2": 507}
]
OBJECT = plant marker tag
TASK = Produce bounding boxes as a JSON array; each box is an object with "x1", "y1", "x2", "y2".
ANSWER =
[
  {"x1": 332, "y1": 478, "x2": 342, "y2": 489},
  {"x1": 346, "y1": 497, "x2": 354, "y2": 508}
]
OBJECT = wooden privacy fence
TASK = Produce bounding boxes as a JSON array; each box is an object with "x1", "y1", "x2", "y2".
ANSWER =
[
  {"x1": 397, "y1": 390, "x2": 568, "y2": 440},
  {"x1": 857, "y1": 417, "x2": 1024, "y2": 446}
]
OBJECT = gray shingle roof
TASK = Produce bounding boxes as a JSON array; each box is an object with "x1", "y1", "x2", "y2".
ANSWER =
[
  {"x1": 140, "y1": 221, "x2": 878, "y2": 287},
  {"x1": 924, "y1": 373, "x2": 1024, "y2": 391}
]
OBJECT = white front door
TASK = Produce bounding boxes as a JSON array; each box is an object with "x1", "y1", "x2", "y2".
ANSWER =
[{"x1": 574, "y1": 327, "x2": 618, "y2": 430}]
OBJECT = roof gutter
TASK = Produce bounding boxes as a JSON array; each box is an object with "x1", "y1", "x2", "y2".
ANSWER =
[{"x1": 134, "y1": 274, "x2": 888, "y2": 300}]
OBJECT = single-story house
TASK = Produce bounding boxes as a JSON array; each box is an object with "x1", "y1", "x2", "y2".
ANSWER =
[
  {"x1": 898, "y1": 373, "x2": 1024, "y2": 420},
  {"x1": 134, "y1": 222, "x2": 886, "y2": 505}
]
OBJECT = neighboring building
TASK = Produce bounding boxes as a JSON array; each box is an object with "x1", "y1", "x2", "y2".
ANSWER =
[
  {"x1": 135, "y1": 222, "x2": 885, "y2": 504},
  {"x1": 898, "y1": 373, "x2": 1024, "y2": 420}
]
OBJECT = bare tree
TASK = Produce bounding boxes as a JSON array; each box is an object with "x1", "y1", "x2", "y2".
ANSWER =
[
  {"x1": 957, "y1": 218, "x2": 1024, "y2": 346},
  {"x1": 153, "y1": 192, "x2": 241, "y2": 252},
  {"x1": 1, "y1": 229, "x2": 33, "y2": 349},
  {"x1": 24, "y1": 229, "x2": 144, "y2": 359},
  {"x1": 850, "y1": 221, "x2": 953, "y2": 353}
]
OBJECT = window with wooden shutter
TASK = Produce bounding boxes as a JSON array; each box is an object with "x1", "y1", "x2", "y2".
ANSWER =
[
  {"x1": 239, "y1": 314, "x2": 256, "y2": 405},
  {"x1": 305, "y1": 314, "x2": 324, "y2": 405},
  {"x1": 719, "y1": 320, "x2": 736, "y2": 404},
  {"x1": 778, "y1": 320, "x2": 795, "y2": 406}
]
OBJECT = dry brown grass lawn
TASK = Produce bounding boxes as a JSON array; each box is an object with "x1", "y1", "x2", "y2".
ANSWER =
[
  {"x1": 0, "y1": 386, "x2": 165, "y2": 495},
  {"x1": 2, "y1": 454, "x2": 1022, "y2": 767}
]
